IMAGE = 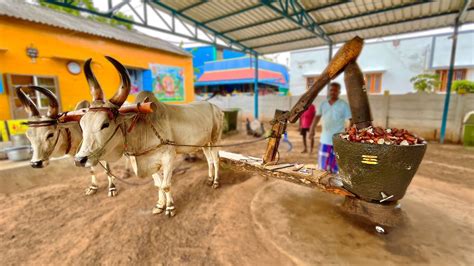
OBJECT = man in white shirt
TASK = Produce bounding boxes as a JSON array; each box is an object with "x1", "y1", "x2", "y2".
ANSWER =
[{"x1": 309, "y1": 82, "x2": 352, "y2": 173}]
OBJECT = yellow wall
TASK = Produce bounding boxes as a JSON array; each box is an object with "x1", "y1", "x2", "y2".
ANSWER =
[{"x1": 0, "y1": 17, "x2": 194, "y2": 120}]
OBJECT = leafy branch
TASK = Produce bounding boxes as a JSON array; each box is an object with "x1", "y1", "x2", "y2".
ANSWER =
[
  {"x1": 39, "y1": 0, "x2": 134, "y2": 30},
  {"x1": 410, "y1": 73, "x2": 440, "y2": 93}
]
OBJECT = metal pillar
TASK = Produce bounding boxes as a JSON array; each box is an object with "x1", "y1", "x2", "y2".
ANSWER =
[
  {"x1": 440, "y1": 18, "x2": 459, "y2": 144},
  {"x1": 254, "y1": 53, "x2": 259, "y2": 119}
]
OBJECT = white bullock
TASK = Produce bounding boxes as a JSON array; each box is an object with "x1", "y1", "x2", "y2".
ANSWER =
[
  {"x1": 74, "y1": 56, "x2": 223, "y2": 216},
  {"x1": 16, "y1": 86, "x2": 126, "y2": 196}
]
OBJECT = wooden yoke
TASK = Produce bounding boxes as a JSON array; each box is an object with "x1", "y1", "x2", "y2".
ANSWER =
[
  {"x1": 57, "y1": 101, "x2": 156, "y2": 123},
  {"x1": 262, "y1": 36, "x2": 364, "y2": 164}
]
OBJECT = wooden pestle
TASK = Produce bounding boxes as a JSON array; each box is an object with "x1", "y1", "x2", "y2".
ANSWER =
[
  {"x1": 287, "y1": 36, "x2": 364, "y2": 123},
  {"x1": 344, "y1": 62, "x2": 373, "y2": 129}
]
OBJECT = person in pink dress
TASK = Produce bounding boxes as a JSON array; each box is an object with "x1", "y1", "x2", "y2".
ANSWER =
[{"x1": 299, "y1": 103, "x2": 316, "y2": 153}]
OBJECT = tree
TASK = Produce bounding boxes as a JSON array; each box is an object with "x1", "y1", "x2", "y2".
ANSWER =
[
  {"x1": 410, "y1": 73, "x2": 440, "y2": 93},
  {"x1": 39, "y1": 0, "x2": 134, "y2": 30}
]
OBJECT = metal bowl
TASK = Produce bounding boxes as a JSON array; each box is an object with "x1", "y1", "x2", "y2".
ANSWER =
[
  {"x1": 0, "y1": 142, "x2": 12, "y2": 160},
  {"x1": 5, "y1": 146, "x2": 32, "y2": 161},
  {"x1": 333, "y1": 134, "x2": 427, "y2": 202},
  {"x1": 11, "y1": 134, "x2": 30, "y2": 147},
  {"x1": 0, "y1": 150, "x2": 7, "y2": 160}
]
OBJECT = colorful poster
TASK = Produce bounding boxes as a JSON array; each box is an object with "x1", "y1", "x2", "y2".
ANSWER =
[
  {"x1": 149, "y1": 64, "x2": 185, "y2": 102},
  {"x1": 7, "y1": 119, "x2": 28, "y2": 136}
]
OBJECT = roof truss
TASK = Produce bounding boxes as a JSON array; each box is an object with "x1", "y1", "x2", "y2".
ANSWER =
[
  {"x1": 259, "y1": 0, "x2": 331, "y2": 43},
  {"x1": 43, "y1": 0, "x2": 258, "y2": 54},
  {"x1": 222, "y1": 1, "x2": 348, "y2": 35},
  {"x1": 42, "y1": 0, "x2": 474, "y2": 54}
]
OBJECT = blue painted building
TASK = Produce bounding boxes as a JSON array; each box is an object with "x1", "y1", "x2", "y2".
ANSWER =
[{"x1": 185, "y1": 46, "x2": 289, "y2": 95}]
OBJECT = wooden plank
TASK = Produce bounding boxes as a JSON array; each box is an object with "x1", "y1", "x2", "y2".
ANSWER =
[{"x1": 219, "y1": 151, "x2": 355, "y2": 197}]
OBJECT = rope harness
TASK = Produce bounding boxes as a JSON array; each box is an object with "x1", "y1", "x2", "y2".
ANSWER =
[
  {"x1": 80, "y1": 106, "x2": 271, "y2": 186},
  {"x1": 83, "y1": 106, "x2": 270, "y2": 159}
]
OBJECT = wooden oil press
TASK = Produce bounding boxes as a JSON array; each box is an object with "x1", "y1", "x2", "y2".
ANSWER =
[{"x1": 220, "y1": 36, "x2": 427, "y2": 231}]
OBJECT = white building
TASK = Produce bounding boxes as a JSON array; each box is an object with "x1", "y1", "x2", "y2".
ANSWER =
[{"x1": 289, "y1": 31, "x2": 474, "y2": 95}]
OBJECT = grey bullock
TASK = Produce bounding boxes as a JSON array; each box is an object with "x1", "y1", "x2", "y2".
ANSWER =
[
  {"x1": 16, "y1": 86, "x2": 125, "y2": 197},
  {"x1": 74, "y1": 56, "x2": 223, "y2": 216}
]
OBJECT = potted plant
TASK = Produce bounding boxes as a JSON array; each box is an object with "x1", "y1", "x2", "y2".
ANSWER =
[{"x1": 453, "y1": 80, "x2": 474, "y2": 94}]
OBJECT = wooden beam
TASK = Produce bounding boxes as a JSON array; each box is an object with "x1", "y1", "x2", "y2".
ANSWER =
[{"x1": 219, "y1": 151, "x2": 355, "y2": 197}]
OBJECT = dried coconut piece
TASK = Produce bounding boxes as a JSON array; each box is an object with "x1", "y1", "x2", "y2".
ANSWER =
[
  {"x1": 400, "y1": 140, "x2": 409, "y2": 146},
  {"x1": 377, "y1": 139, "x2": 385, "y2": 144}
]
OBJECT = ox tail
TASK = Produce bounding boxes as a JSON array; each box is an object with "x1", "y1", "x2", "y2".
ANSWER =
[{"x1": 210, "y1": 103, "x2": 224, "y2": 144}]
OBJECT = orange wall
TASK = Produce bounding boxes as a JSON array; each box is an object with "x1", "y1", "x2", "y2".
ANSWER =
[{"x1": 0, "y1": 17, "x2": 194, "y2": 120}]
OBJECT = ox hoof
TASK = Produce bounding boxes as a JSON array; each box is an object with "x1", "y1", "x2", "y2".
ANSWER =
[
  {"x1": 85, "y1": 186, "x2": 98, "y2": 196},
  {"x1": 108, "y1": 188, "x2": 118, "y2": 197},
  {"x1": 152, "y1": 205, "x2": 165, "y2": 215},
  {"x1": 206, "y1": 178, "x2": 214, "y2": 186},
  {"x1": 165, "y1": 206, "x2": 176, "y2": 217},
  {"x1": 212, "y1": 182, "x2": 220, "y2": 189}
]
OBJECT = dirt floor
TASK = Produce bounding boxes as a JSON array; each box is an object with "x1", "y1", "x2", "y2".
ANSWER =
[{"x1": 0, "y1": 125, "x2": 473, "y2": 265}]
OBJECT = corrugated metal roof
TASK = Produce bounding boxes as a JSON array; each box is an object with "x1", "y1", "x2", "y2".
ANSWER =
[
  {"x1": 157, "y1": 0, "x2": 474, "y2": 54},
  {"x1": 0, "y1": 0, "x2": 190, "y2": 57}
]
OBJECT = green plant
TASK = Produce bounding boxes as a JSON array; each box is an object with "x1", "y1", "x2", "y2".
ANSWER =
[
  {"x1": 410, "y1": 73, "x2": 440, "y2": 93},
  {"x1": 453, "y1": 80, "x2": 474, "y2": 94},
  {"x1": 39, "y1": 0, "x2": 134, "y2": 30}
]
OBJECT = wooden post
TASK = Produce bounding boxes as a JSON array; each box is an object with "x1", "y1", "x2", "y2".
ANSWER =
[{"x1": 263, "y1": 110, "x2": 287, "y2": 164}]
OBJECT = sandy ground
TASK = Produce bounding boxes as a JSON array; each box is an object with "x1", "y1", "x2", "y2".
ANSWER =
[{"x1": 0, "y1": 125, "x2": 473, "y2": 265}]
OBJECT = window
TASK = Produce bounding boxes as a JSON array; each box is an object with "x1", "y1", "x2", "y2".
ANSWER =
[
  {"x1": 436, "y1": 69, "x2": 467, "y2": 92},
  {"x1": 306, "y1": 76, "x2": 319, "y2": 90},
  {"x1": 364, "y1": 73, "x2": 383, "y2": 93},
  {"x1": 127, "y1": 68, "x2": 143, "y2": 94},
  {"x1": 6, "y1": 74, "x2": 60, "y2": 119}
]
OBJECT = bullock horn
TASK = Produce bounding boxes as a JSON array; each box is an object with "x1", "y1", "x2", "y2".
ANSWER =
[
  {"x1": 15, "y1": 86, "x2": 40, "y2": 117},
  {"x1": 84, "y1": 58, "x2": 104, "y2": 103},
  {"x1": 105, "y1": 56, "x2": 131, "y2": 107},
  {"x1": 29, "y1": 86, "x2": 60, "y2": 118}
]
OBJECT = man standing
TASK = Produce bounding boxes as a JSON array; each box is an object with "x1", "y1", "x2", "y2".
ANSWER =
[{"x1": 309, "y1": 82, "x2": 352, "y2": 173}]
